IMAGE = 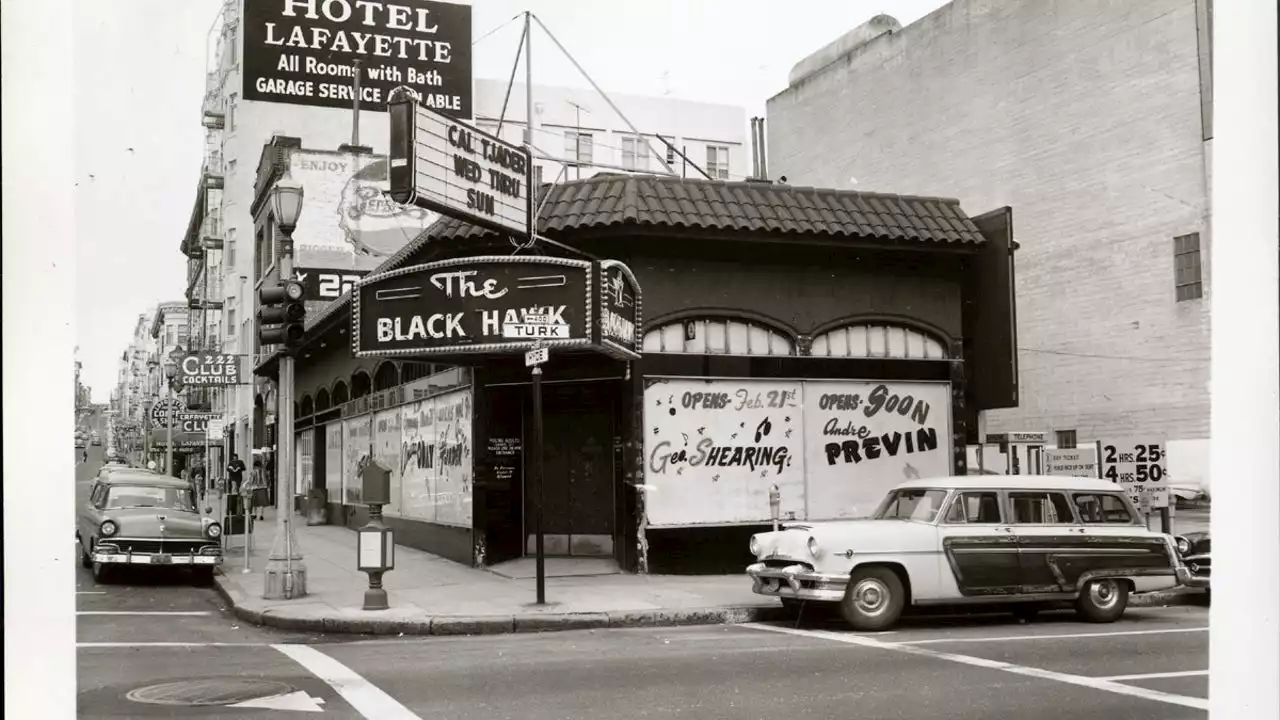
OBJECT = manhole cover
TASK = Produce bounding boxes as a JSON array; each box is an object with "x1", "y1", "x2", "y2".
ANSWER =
[{"x1": 127, "y1": 678, "x2": 296, "y2": 706}]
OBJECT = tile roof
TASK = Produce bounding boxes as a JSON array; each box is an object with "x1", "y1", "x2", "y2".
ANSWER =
[
  {"x1": 425, "y1": 174, "x2": 988, "y2": 246},
  {"x1": 294, "y1": 174, "x2": 988, "y2": 344}
]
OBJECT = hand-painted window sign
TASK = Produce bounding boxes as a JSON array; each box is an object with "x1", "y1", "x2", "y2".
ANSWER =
[{"x1": 388, "y1": 88, "x2": 532, "y2": 239}]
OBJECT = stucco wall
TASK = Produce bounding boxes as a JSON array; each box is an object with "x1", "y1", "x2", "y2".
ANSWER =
[{"x1": 767, "y1": 0, "x2": 1211, "y2": 447}]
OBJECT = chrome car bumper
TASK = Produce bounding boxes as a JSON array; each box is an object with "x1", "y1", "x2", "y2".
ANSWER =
[
  {"x1": 746, "y1": 562, "x2": 848, "y2": 602},
  {"x1": 1179, "y1": 555, "x2": 1211, "y2": 588},
  {"x1": 92, "y1": 548, "x2": 223, "y2": 566}
]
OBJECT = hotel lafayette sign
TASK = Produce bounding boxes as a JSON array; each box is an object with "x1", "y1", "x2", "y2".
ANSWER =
[
  {"x1": 353, "y1": 256, "x2": 642, "y2": 360},
  {"x1": 243, "y1": 0, "x2": 473, "y2": 115},
  {"x1": 388, "y1": 87, "x2": 533, "y2": 240}
]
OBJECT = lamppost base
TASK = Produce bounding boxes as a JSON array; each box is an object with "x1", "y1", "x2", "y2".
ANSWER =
[
  {"x1": 362, "y1": 588, "x2": 389, "y2": 611},
  {"x1": 263, "y1": 559, "x2": 308, "y2": 600}
]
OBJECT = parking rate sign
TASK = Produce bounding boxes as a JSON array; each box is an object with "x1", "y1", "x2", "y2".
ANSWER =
[{"x1": 1100, "y1": 438, "x2": 1169, "y2": 510}]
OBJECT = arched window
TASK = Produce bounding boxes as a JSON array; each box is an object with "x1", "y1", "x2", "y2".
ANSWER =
[
  {"x1": 315, "y1": 388, "x2": 331, "y2": 412},
  {"x1": 331, "y1": 381, "x2": 349, "y2": 406},
  {"x1": 642, "y1": 317, "x2": 795, "y2": 356},
  {"x1": 351, "y1": 371, "x2": 372, "y2": 399},
  {"x1": 373, "y1": 362, "x2": 399, "y2": 391},
  {"x1": 811, "y1": 322, "x2": 949, "y2": 360},
  {"x1": 300, "y1": 394, "x2": 314, "y2": 417}
]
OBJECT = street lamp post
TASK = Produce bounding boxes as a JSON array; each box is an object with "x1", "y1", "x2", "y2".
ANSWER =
[
  {"x1": 164, "y1": 347, "x2": 182, "y2": 476},
  {"x1": 263, "y1": 174, "x2": 307, "y2": 600}
]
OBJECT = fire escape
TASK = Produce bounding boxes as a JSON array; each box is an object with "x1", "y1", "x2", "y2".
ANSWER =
[{"x1": 182, "y1": 0, "x2": 236, "y2": 413}]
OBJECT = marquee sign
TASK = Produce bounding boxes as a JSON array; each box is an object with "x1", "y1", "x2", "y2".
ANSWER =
[
  {"x1": 353, "y1": 256, "x2": 644, "y2": 360},
  {"x1": 353, "y1": 256, "x2": 592, "y2": 357},
  {"x1": 594, "y1": 260, "x2": 641, "y2": 359},
  {"x1": 388, "y1": 87, "x2": 533, "y2": 240},
  {"x1": 177, "y1": 353, "x2": 246, "y2": 386}
]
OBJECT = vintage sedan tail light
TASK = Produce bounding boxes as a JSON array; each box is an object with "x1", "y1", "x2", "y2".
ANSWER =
[
  {"x1": 100, "y1": 520, "x2": 118, "y2": 537},
  {"x1": 749, "y1": 536, "x2": 761, "y2": 556}
]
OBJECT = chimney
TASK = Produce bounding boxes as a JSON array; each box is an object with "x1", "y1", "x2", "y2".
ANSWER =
[{"x1": 749, "y1": 117, "x2": 761, "y2": 179}]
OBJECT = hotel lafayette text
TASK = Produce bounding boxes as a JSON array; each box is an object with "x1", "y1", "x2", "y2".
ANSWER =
[
  {"x1": 389, "y1": 91, "x2": 532, "y2": 239},
  {"x1": 243, "y1": 0, "x2": 473, "y2": 115}
]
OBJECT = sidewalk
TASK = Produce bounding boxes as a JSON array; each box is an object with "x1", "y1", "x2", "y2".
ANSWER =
[{"x1": 214, "y1": 509, "x2": 1203, "y2": 637}]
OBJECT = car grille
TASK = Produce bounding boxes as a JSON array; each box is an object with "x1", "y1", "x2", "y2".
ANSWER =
[
  {"x1": 762, "y1": 558, "x2": 813, "y2": 571},
  {"x1": 110, "y1": 539, "x2": 215, "y2": 555}
]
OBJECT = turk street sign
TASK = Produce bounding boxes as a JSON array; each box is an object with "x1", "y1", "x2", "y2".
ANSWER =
[
  {"x1": 353, "y1": 256, "x2": 592, "y2": 357},
  {"x1": 388, "y1": 87, "x2": 533, "y2": 240},
  {"x1": 177, "y1": 353, "x2": 247, "y2": 386}
]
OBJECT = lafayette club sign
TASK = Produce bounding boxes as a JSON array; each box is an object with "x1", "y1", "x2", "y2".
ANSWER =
[{"x1": 353, "y1": 256, "x2": 642, "y2": 360}]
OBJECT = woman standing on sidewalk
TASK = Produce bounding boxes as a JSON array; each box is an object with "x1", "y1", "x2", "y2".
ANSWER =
[{"x1": 242, "y1": 457, "x2": 270, "y2": 521}]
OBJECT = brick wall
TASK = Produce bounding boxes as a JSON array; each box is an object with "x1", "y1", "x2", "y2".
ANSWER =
[{"x1": 767, "y1": 0, "x2": 1211, "y2": 442}]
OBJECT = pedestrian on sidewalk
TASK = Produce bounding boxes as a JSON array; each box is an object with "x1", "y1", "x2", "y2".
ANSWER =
[
  {"x1": 243, "y1": 458, "x2": 270, "y2": 521},
  {"x1": 226, "y1": 454, "x2": 246, "y2": 496}
]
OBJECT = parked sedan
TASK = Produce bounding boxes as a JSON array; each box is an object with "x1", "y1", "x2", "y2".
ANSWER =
[
  {"x1": 76, "y1": 468, "x2": 223, "y2": 584},
  {"x1": 1174, "y1": 531, "x2": 1210, "y2": 590},
  {"x1": 747, "y1": 475, "x2": 1190, "y2": 631}
]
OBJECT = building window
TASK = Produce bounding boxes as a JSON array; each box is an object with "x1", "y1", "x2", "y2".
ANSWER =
[
  {"x1": 226, "y1": 228, "x2": 237, "y2": 268},
  {"x1": 642, "y1": 317, "x2": 795, "y2": 356},
  {"x1": 565, "y1": 130, "x2": 593, "y2": 166},
  {"x1": 705, "y1": 145, "x2": 730, "y2": 180},
  {"x1": 227, "y1": 159, "x2": 237, "y2": 174},
  {"x1": 621, "y1": 135, "x2": 648, "y2": 171},
  {"x1": 811, "y1": 323, "x2": 949, "y2": 360},
  {"x1": 1174, "y1": 233, "x2": 1204, "y2": 301},
  {"x1": 227, "y1": 93, "x2": 237, "y2": 132},
  {"x1": 1056, "y1": 430, "x2": 1077, "y2": 449},
  {"x1": 226, "y1": 308, "x2": 236, "y2": 337}
]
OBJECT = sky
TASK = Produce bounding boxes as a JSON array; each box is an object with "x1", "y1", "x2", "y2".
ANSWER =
[{"x1": 74, "y1": 0, "x2": 949, "y2": 401}]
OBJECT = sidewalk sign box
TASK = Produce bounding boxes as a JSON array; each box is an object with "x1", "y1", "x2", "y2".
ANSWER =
[{"x1": 1099, "y1": 437, "x2": 1169, "y2": 510}]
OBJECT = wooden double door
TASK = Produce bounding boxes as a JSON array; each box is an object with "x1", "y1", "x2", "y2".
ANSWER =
[{"x1": 524, "y1": 382, "x2": 615, "y2": 557}]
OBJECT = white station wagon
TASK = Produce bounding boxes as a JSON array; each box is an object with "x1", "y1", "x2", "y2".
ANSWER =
[{"x1": 747, "y1": 475, "x2": 1190, "y2": 631}]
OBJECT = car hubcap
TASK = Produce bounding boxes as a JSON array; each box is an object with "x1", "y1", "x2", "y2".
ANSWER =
[
  {"x1": 853, "y1": 578, "x2": 889, "y2": 616},
  {"x1": 1090, "y1": 580, "x2": 1120, "y2": 610}
]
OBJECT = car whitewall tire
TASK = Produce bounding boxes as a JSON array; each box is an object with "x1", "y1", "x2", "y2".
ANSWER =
[
  {"x1": 1075, "y1": 578, "x2": 1128, "y2": 623},
  {"x1": 840, "y1": 566, "x2": 905, "y2": 631}
]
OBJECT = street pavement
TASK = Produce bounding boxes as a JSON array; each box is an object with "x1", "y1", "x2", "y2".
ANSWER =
[
  {"x1": 74, "y1": 446, "x2": 1209, "y2": 719},
  {"x1": 78, "y1": 561, "x2": 1208, "y2": 719}
]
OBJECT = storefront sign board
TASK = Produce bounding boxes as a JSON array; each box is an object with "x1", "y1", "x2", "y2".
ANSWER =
[
  {"x1": 178, "y1": 353, "x2": 245, "y2": 386},
  {"x1": 243, "y1": 0, "x2": 472, "y2": 115},
  {"x1": 353, "y1": 256, "x2": 593, "y2": 357}
]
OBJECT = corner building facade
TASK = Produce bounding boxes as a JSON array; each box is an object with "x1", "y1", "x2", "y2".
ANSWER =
[
  {"x1": 260, "y1": 174, "x2": 1019, "y2": 573},
  {"x1": 766, "y1": 0, "x2": 1214, "y2": 487}
]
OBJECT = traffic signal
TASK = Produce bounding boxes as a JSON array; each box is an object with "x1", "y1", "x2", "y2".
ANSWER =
[{"x1": 258, "y1": 279, "x2": 306, "y2": 348}]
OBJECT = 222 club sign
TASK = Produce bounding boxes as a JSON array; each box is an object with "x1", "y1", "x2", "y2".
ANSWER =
[{"x1": 353, "y1": 256, "x2": 594, "y2": 357}]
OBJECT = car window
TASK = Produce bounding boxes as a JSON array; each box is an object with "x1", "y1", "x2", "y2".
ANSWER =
[
  {"x1": 104, "y1": 485, "x2": 196, "y2": 512},
  {"x1": 873, "y1": 489, "x2": 949, "y2": 522},
  {"x1": 944, "y1": 491, "x2": 1004, "y2": 524},
  {"x1": 1072, "y1": 493, "x2": 1136, "y2": 524},
  {"x1": 1009, "y1": 491, "x2": 1076, "y2": 524}
]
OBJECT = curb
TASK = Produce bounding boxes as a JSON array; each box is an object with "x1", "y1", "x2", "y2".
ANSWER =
[
  {"x1": 213, "y1": 570, "x2": 789, "y2": 636},
  {"x1": 213, "y1": 571, "x2": 1205, "y2": 637}
]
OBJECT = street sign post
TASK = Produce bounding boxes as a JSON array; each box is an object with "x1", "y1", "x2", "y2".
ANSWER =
[{"x1": 525, "y1": 342, "x2": 548, "y2": 605}]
